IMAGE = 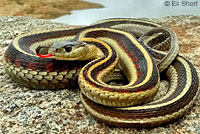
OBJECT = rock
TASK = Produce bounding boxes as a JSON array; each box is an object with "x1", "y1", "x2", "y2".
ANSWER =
[
  {"x1": 0, "y1": 0, "x2": 103, "y2": 19},
  {"x1": 0, "y1": 16, "x2": 199, "y2": 134}
]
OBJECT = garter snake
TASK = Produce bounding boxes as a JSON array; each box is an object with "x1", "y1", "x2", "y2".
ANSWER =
[{"x1": 3, "y1": 18, "x2": 199, "y2": 127}]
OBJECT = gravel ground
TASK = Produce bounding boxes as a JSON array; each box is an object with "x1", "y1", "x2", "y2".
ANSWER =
[{"x1": 0, "y1": 16, "x2": 199, "y2": 134}]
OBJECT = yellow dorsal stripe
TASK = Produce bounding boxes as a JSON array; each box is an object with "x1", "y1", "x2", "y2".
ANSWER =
[
  {"x1": 79, "y1": 28, "x2": 155, "y2": 89},
  {"x1": 79, "y1": 38, "x2": 115, "y2": 84},
  {"x1": 120, "y1": 56, "x2": 191, "y2": 110}
]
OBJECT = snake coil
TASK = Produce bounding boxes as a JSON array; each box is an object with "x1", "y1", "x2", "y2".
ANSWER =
[{"x1": 3, "y1": 18, "x2": 199, "y2": 127}]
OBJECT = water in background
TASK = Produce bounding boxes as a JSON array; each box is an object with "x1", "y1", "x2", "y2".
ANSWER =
[{"x1": 51, "y1": 0, "x2": 200, "y2": 25}]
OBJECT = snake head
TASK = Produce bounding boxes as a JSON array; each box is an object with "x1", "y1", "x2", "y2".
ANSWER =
[
  {"x1": 36, "y1": 41, "x2": 85, "y2": 59},
  {"x1": 42, "y1": 40, "x2": 101, "y2": 60}
]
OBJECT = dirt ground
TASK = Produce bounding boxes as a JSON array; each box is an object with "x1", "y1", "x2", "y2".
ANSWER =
[{"x1": 0, "y1": 0, "x2": 103, "y2": 19}]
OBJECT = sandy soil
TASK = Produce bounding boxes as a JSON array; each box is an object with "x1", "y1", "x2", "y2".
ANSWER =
[{"x1": 0, "y1": 0, "x2": 103, "y2": 19}]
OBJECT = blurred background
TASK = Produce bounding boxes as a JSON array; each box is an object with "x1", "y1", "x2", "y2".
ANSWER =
[{"x1": 1, "y1": 0, "x2": 200, "y2": 25}]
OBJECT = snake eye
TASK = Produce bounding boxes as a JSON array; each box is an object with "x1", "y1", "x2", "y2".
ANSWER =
[{"x1": 64, "y1": 45, "x2": 72, "y2": 52}]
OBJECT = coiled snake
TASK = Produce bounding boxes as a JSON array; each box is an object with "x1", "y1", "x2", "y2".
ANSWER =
[{"x1": 3, "y1": 18, "x2": 199, "y2": 127}]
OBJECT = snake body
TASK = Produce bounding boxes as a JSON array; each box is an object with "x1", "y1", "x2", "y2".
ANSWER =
[{"x1": 3, "y1": 18, "x2": 199, "y2": 127}]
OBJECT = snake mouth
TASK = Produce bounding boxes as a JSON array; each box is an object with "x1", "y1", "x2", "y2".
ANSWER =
[
  {"x1": 53, "y1": 55, "x2": 84, "y2": 61},
  {"x1": 36, "y1": 46, "x2": 53, "y2": 58}
]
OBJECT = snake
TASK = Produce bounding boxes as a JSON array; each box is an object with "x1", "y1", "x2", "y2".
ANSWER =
[{"x1": 3, "y1": 18, "x2": 199, "y2": 127}]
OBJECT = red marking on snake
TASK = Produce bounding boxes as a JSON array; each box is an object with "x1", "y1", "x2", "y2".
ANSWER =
[
  {"x1": 15, "y1": 58, "x2": 21, "y2": 67},
  {"x1": 28, "y1": 62, "x2": 37, "y2": 71},
  {"x1": 136, "y1": 90, "x2": 141, "y2": 93},
  {"x1": 123, "y1": 48, "x2": 128, "y2": 54},
  {"x1": 6, "y1": 54, "x2": 12, "y2": 62},
  {"x1": 135, "y1": 63, "x2": 140, "y2": 69},
  {"x1": 89, "y1": 82, "x2": 95, "y2": 87},
  {"x1": 60, "y1": 66, "x2": 69, "y2": 72},
  {"x1": 131, "y1": 57, "x2": 138, "y2": 61},
  {"x1": 46, "y1": 63, "x2": 54, "y2": 72},
  {"x1": 118, "y1": 41, "x2": 129, "y2": 53},
  {"x1": 147, "y1": 86, "x2": 153, "y2": 90},
  {"x1": 128, "y1": 52, "x2": 135, "y2": 57},
  {"x1": 118, "y1": 90, "x2": 130, "y2": 93},
  {"x1": 137, "y1": 71, "x2": 142, "y2": 77}
]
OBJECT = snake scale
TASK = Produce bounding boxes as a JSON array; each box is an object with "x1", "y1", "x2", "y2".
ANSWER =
[{"x1": 3, "y1": 18, "x2": 199, "y2": 127}]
